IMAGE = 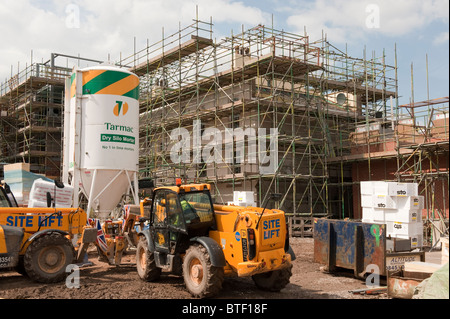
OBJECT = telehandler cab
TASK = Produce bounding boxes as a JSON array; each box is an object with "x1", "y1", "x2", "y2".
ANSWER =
[{"x1": 136, "y1": 179, "x2": 295, "y2": 298}]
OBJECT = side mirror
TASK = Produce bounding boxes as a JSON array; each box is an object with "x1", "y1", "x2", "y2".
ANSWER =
[
  {"x1": 55, "y1": 180, "x2": 65, "y2": 188},
  {"x1": 46, "y1": 192, "x2": 52, "y2": 208},
  {"x1": 4, "y1": 183, "x2": 11, "y2": 193}
]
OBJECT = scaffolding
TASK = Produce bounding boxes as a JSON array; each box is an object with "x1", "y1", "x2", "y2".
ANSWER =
[
  {"x1": 0, "y1": 54, "x2": 103, "y2": 179},
  {"x1": 117, "y1": 18, "x2": 414, "y2": 222},
  {"x1": 0, "y1": 18, "x2": 448, "y2": 242},
  {"x1": 0, "y1": 62, "x2": 69, "y2": 178}
]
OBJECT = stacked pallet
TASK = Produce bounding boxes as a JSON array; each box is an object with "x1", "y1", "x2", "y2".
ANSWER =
[{"x1": 361, "y1": 181, "x2": 424, "y2": 249}]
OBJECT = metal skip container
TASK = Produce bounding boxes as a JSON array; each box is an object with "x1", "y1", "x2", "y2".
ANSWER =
[
  {"x1": 313, "y1": 218, "x2": 425, "y2": 278},
  {"x1": 313, "y1": 218, "x2": 387, "y2": 278},
  {"x1": 63, "y1": 64, "x2": 140, "y2": 220}
]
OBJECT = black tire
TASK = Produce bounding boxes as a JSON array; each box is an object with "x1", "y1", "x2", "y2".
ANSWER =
[
  {"x1": 252, "y1": 264, "x2": 292, "y2": 292},
  {"x1": 136, "y1": 236, "x2": 161, "y2": 281},
  {"x1": 182, "y1": 244, "x2": 224, "y2": 298},
  {"x1": 23, "y1": 232, "x2": 75, "y2": 283},
  {"x1": 15, "y1": 256, "x2": 28, "y2": 277}
]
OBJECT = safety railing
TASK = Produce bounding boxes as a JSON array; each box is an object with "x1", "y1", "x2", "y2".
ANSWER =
[{"x1": 1, "y1": 63, "x2": 71, "y2": 96}]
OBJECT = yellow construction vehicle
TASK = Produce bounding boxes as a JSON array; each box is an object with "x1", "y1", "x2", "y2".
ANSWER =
[
  {"x1": 90, "y1": 205, "x2": 142, "y2": 266},
  {"x1": 0, "y1": 181, "x2": 97, "y2": 283},
  {"x1": 135, "y1": 179, "x2": 295, "y2": 298}
]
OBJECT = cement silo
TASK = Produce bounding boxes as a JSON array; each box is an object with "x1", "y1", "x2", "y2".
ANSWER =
[{"x1": 62, "y1": 64, "x2": 140, "y2": 219}]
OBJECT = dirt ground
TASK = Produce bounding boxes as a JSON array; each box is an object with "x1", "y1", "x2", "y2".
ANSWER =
[{"x1": 0, "y1": 237, "x2": 391, "y2": 300}]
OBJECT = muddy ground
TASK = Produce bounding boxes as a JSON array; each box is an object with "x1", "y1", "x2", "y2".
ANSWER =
[{"x1": 0, "y1": 237, "x2": 390, "y2": 301}]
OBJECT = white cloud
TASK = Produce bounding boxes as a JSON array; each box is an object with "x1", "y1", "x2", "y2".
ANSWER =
[
  {"x1": 286, "y1": 0, "x2": 449, "y2": 44},
  {"x1": 0, "y1": 0, "x2": 269, "y2": 81},
  {"x1": 0, "y1": 0, "x2": 447, "y2": 98},
  {"x1": 433, "y1": 31, "x2": 449, "y2": 45}
]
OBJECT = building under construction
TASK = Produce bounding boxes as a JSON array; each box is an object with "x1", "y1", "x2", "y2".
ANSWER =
[
  {"x1": 1, "y1": 19, "x2": 448, "y2": 240},
  {"x1": 0, "y1": 60, "x2": 67, "y2": 179}
]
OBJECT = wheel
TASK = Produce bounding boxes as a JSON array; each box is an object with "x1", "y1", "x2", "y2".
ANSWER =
[
  {"x1": 15, "y1": 256, "x2": 28, "y2": 277},
  {"x1": 136, "y1": 236, "x2": 161, "y2": 281},
  {"x1": 23, "y1": 232, "x2": 75, "y2": 283},
  {"x1": 182, "y1": 244, "x2": 224, "y2": 298},
  {"x1": 126, "y1": 229, "x2": 139, "y2": 248},
  {"x1": 252, "y1": 264, "x2": 292, "y2": 292}
]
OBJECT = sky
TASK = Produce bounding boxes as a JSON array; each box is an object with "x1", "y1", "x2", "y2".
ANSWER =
[{"x1": 0, "y1": 0, "x2": 448, "y2": 109}]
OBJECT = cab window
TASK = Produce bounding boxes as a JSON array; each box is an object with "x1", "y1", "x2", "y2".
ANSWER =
[
  {"x1": 166, "y1": 192, "x2": 185, "y2": 229},
  {"x1": 179, "y1": 192, "x2": 214, "y2": 225},
  {"x1": 152, "y1": 191, "x2": 166, "y2": 226},
  {"x1": 0, "y1": 188, "x2": 11, "y2": 207},
  {"x1": 152, "y1": 191, "x2": 185, "y2": 229}
]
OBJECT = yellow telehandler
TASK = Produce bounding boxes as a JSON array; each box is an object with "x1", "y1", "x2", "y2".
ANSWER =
[
  {"x1": 0, "y1": 181, "x2": 98, "y2": 283},
  {"x1": 135, "y1": 179, "x2": 295, "y2": 298}
]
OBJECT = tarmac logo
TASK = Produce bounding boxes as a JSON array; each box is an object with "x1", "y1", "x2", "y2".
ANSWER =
[{"x1": 113, "y1": 101, "x2": 129, "y2": 117}]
